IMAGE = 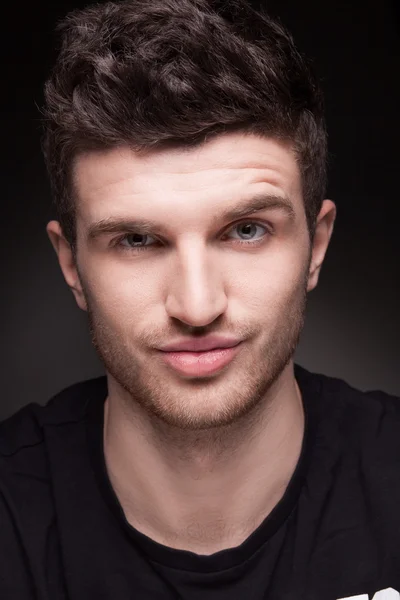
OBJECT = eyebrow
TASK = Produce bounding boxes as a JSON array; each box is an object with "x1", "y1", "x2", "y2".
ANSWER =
[{"x1": 87, "y1": 193, "x2": 295, "y2": 241}]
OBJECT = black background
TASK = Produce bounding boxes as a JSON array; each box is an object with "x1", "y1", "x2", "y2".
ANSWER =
[{"x1": 1, "y1": 0, "x2": 399, "y2": 420}]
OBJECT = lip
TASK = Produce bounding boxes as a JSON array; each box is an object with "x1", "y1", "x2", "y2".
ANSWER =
[
  {"x1": 159, "y1": 336, "x2": 242, "y2": 352},
  {"x1": 159, "y1": 343, "x2": 242, "y2": 378}
]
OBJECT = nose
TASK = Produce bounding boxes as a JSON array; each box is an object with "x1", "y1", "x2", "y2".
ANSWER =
[{"x1": 164, "y1": 242, "x2": 228, "y2": 328}]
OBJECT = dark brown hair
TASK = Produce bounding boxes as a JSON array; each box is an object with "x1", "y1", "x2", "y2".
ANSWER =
[{"x1": 42, "y1": 0, "x2": 327, "y2": 251}]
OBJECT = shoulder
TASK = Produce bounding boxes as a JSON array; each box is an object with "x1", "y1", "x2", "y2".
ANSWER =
[
  {"x1": 0, "y1": 376, "x2": 107, "y2": 493},
  {"x1": 0, "y1": 376, "x2": 107, "y2": 458},
  {"x1": 297, "y1": 364, "x2": 400, "y2": 458},
  {"x1": 0, "y1": 378, "x2": 107, "y2": 597},
  {"x1": 319, "y1": 368, "x2": 399, "y2": 431},
  {"x1": 0, "y1": 376, "x2": 107, "y2": 565}
]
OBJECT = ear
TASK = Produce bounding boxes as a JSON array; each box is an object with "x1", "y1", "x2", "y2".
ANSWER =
[
  {"x1": 307, "y1": 200, "x2": 336, "y2": 292},
  {"x1": 46, "y1": 220, "x2": 88, "y2": 311}
]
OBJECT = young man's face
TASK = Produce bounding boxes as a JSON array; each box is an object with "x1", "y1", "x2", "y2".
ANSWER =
[{"x1": 48, "y1": 132, "x2": 335, "y2": 430}]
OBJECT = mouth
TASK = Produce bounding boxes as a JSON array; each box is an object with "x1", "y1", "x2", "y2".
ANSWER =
[{"x1": 158, "y1": 343, "x2": 242, "y2": 378}]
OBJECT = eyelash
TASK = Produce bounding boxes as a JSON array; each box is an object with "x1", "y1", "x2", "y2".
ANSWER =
[{"x1": 111, "y1": 220, "x2": 272, "y2": 254}]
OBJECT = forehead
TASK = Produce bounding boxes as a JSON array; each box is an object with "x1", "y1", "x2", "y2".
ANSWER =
[{"x1": 72, "y1": 132, "x2": 303, "y2": 221}]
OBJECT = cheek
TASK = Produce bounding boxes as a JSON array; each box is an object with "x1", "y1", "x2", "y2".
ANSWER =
[
  {"x1": 82, "y1": 261, "x2": 153, "y2": 330},
  {"x1": 229, "y1": 249, "x2": 307, "y2": 307}
]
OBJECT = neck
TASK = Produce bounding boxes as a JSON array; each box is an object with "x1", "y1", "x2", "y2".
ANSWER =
[{"x1": 103, "y1": 361, "x2": 304, "y2": 555}]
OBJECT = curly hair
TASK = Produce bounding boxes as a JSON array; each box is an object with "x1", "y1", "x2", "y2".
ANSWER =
[{"x1": 42, "y1": 0, "x2": 327, "y2": 251}]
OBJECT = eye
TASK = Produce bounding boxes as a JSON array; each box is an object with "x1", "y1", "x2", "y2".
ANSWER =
[
  {"x1": 224, "y1": 222, "x2": 269, "y2": 243},
  {"x1": 112, "y1": 220, "x2": 271, "y2": 253},
  {"x1": 118, "y1": 233, "x2": 157, "y2": 250}
]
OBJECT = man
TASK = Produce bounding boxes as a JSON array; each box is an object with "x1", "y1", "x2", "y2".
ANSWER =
[{"x1": 0, "y1": 0, "x2": 398, "y2": 599}]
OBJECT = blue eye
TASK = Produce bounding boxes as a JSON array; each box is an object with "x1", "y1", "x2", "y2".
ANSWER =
[
  {"x1": 119, "y1": 233, "x2": 156, "y2": 249},
  {"x1": 226, "y1": 222, "x2": 268, "y2": 242},
  {"x1": 113, "y1": 220, "x2": 271, "y2": 253}
]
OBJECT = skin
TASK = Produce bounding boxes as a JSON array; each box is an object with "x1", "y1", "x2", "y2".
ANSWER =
[{"x1": 47, "y1": 131, "x2": 336, "y2": 555}]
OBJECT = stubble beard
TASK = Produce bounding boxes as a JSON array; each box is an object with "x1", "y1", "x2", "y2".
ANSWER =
[{"x1": 83, "y1": 268, "x2": 309, "y2": 436}]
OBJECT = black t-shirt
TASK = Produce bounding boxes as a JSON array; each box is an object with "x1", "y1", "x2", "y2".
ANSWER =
[{"x1": 1, "y1": 364, "x2": 400, "y2": 600}]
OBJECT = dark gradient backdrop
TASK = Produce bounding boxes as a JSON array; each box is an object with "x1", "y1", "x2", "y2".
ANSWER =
[{"x1": 1, "y1": 0, "x2": 399, "y2": 420}]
